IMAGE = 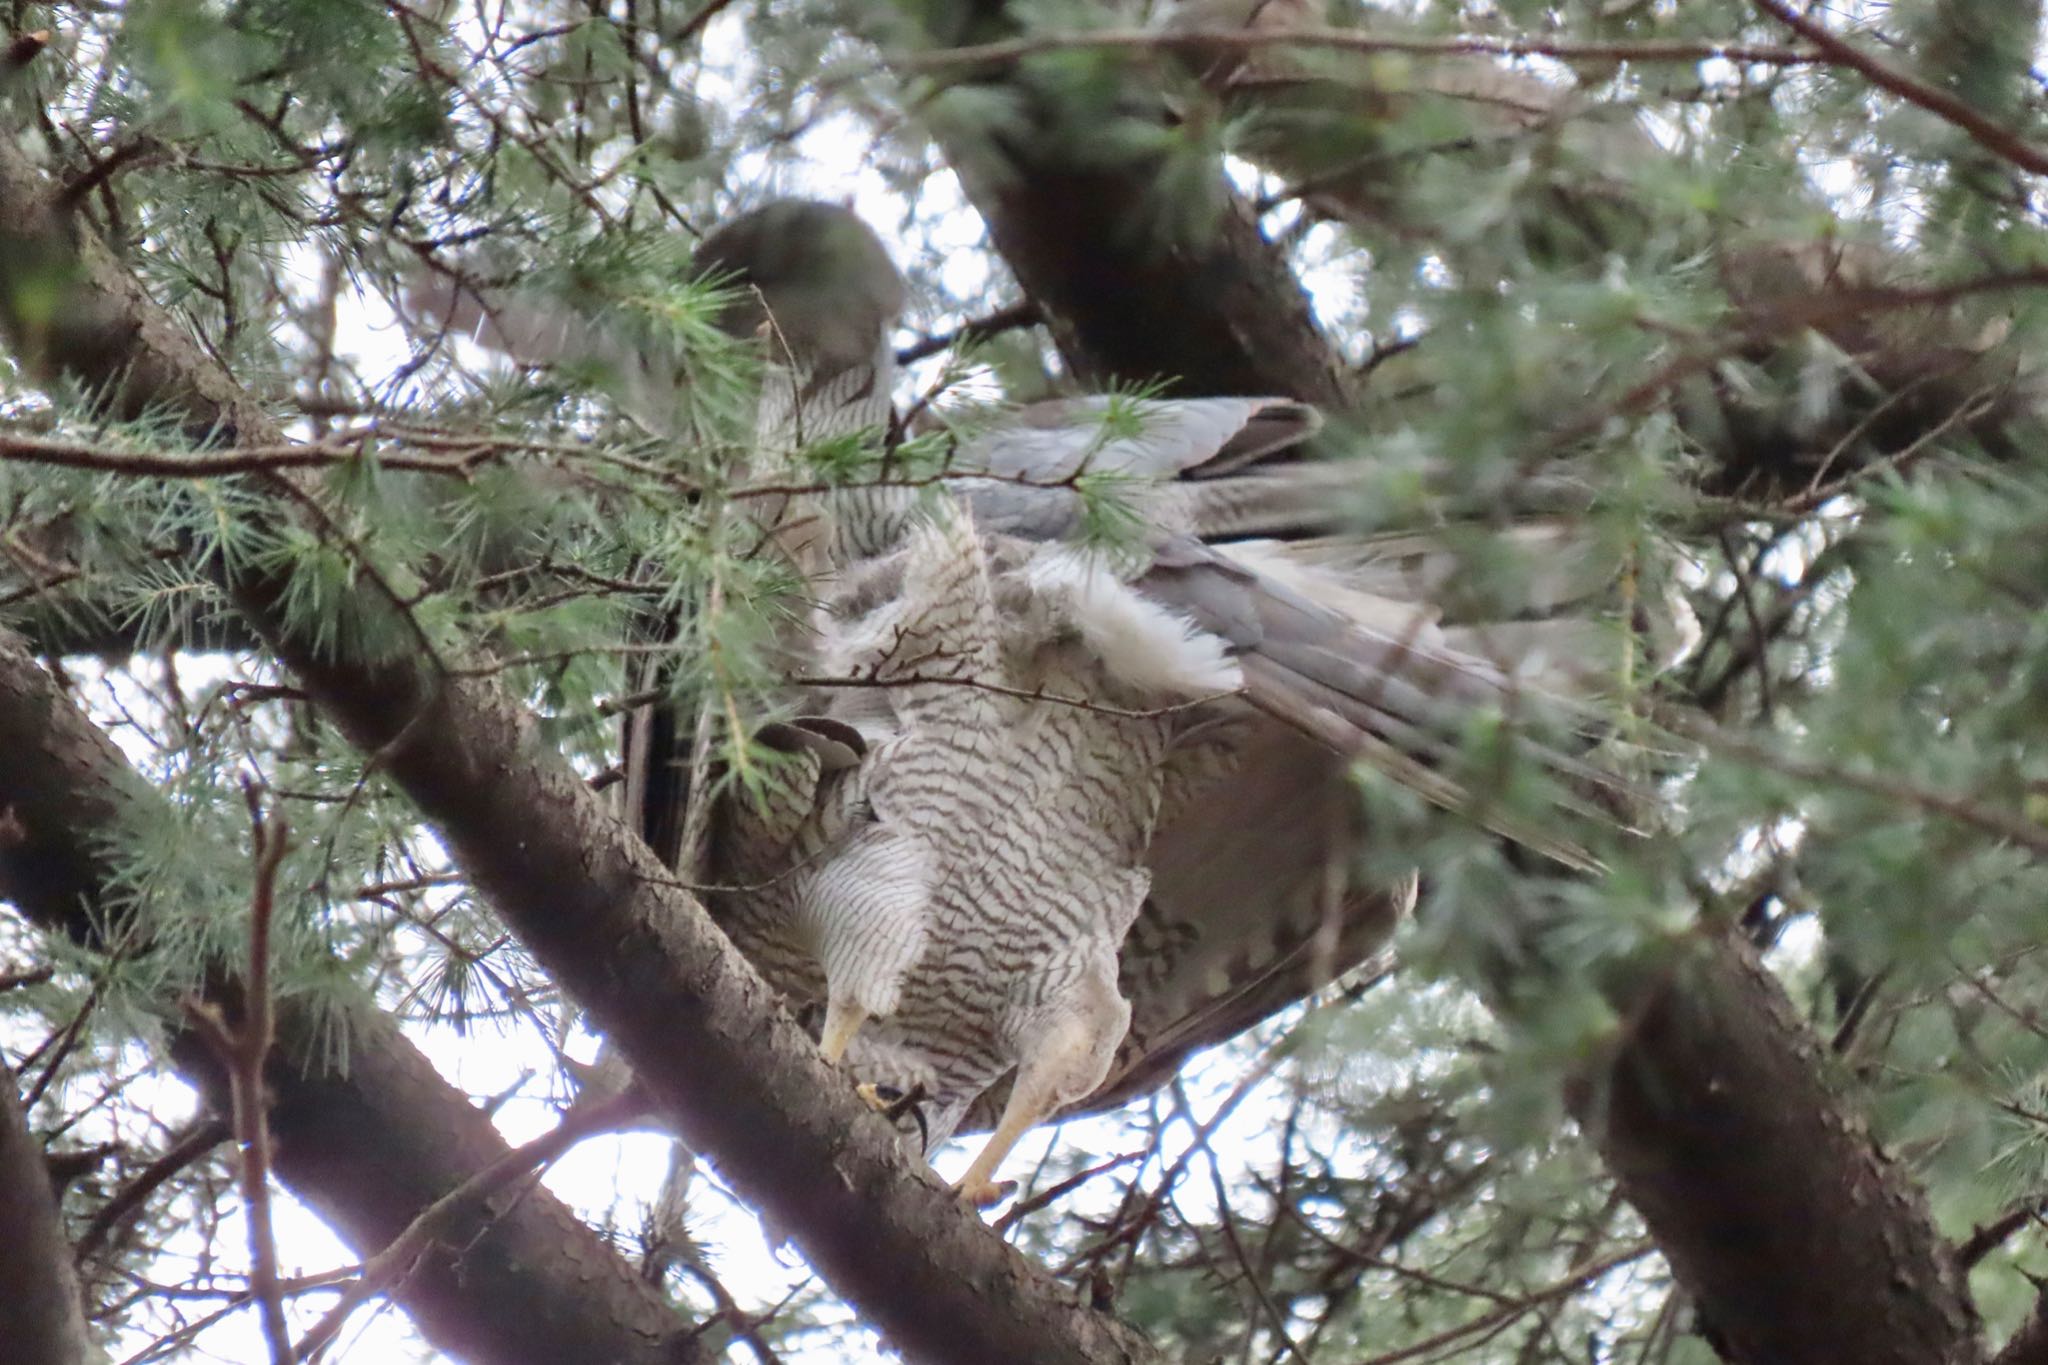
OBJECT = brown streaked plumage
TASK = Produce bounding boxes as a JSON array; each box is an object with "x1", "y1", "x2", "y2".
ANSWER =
[{"x1": 442, "y1": 199, "x2": 1661, "y2": 1206}]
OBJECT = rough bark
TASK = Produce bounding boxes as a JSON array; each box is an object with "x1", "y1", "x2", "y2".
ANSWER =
[
  {"x1": 0, "y1": 1072, "x2": 90, "y2": 1365},
  {"x1": 0, "y1": 627, "x2": 704, "y2": 1365},
  {"x1": 1994, "y1": 1296, "x2": 2048, "y2": 1365},
  {"x1": 898, "y1": 3, "x2": 1346, "y2": 405},
  {"x1": 1579, "y1": 935, "x2": 1980, "y2": 1365},
  {"x1": 0, "y1": 118, "x2": 1161, "y2": 1365}
]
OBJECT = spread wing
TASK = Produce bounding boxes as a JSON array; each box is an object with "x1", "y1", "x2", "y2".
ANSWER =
[
  {"x1": 930, "y1": 400, "x2": 1646, "y2": 1127},
  {"x1": 422, "y1": 200, "x2": 1655, "y2": 1131}
]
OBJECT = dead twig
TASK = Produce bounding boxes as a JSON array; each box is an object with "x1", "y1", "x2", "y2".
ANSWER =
[
  {"x1": 1668, "y1": 709, "x2": 2048, "y2": 858},
  {"x1": 290, "y1": 1085, "x2": 652, "y2": 1362},
  {"x1": 994, "y1": 1149, "x2": 1145, "y2": 1235},
  {"x1": 178, "y1": 784, "x2": 295, "y2": 1365},
  {"x1": 1750, "y1": 0, "x2": 2048, "y2": 178},
  {"x1": 896, "y1": 301, "x2": 1042, "y2": 366},
  {"x1": 897, "y1": 26, "x2": 1824, "y2": 75},
  {"x1": 74, "y1": 1118, "x2": 231, "y2": 1262}
]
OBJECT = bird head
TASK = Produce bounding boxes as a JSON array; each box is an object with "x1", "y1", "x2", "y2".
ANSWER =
[{"x1": 690, "y1": 200, "x2": 907, "y2": 388}]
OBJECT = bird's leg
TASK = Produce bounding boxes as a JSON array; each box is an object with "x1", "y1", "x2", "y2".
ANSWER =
[
  {"x1": 954, "y1": 1079, "x2": 1055, "y2": 1209},
  {"x1": 958, "y1": 961, "x2": 1131, "y2": 1208},
  {"x1": 817, "y1": 997, "x2": 868, "y2": 1065}
]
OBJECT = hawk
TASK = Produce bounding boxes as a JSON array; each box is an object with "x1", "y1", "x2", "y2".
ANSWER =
[{"x1": 422, "y1": 200, "x2": 1654, "y2": 1205}]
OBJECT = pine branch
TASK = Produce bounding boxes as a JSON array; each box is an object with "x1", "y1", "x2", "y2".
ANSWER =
[
  {"x1": 917, "y1": 15, "x2": 1987, "y2": 1358},
  {"x1": 0, "y1": 114, "x2": 1165, "y2": 1365},
  {"x1": 177, "y1": 789, "x2": 296, "y2": 1365},
  {"x1": 0, "y1": 626, "x2": 701, "y2": 1365},
  {"x1": 1750, "y1": 0, "x2": 2048, "y2": 178},
  {"x1": 899, "y1": 24, "x2": 1826, "y2": 74}
]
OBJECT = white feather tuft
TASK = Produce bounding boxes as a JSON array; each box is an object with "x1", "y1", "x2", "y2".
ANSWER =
[{"x1": 1027, "y1": 552, "x2": 1242, "y2": 697}]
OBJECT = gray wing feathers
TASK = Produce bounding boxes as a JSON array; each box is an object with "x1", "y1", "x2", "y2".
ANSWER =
[
  {"x1": 1280, "y1": 524, "x2": 1623, "y2": 619},
  {"x1": 1138, "y1": 531, "x2": 1619, "y2": 868},
  {"x1": 1141, "y1": 534, "x2": 1583, "y2": 733},
  {"x1": 945, "y1": 398, "x2": 1322, "y2": 542},
  {"x1": 1162, "y1": 465, "x2": 1363, "y2": 539},
  {"x1": 957, "y1": 396, "x2": 1320, "y2": 482}
]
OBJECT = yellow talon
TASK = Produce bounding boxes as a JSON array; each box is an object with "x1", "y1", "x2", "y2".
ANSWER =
[{"x1": 853, "y1": 1082, "x2": 930, "y2": 1149}]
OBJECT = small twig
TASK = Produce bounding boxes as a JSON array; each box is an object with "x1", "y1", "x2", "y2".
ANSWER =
[
  {"x1": 0, "y1": 964, "x2": 56, "y2": 992},
  {"x1": 110, "y1": 1278, "x2": 354, "y2": 1365},
  {"x1": 57, "y1": 137, "x2": 169, "y2": 212},
  {"x1": 1715, "y1": 528, "x2": 1776, "y2": 722},
  {"x1": 1768, "y1": 384, "x2": 2001, "y2": 519},
  {"x1": 1957, "y1": 1194, "x2": 2048, "y2": 1271},
  {"x1": 0, "y1": 430, "x2": 503, "y2": 480},
  {"x1": 1750, "y1": 0, "x2": 2048, "y2": 179},
  {"x1": 179, "y1": 785, "x2": 296, "y2": 1365},
  {"x1": 1177, "y1": 1082, "x2": 1312, "y2": 1365},
  {"x1": 994, "y1": 1150, "x2": 1144, "y2": 1234},
  {"x1": 1350, "y1": 1244, "x2": 1653, "y2": 1365},
  {"x1": 1667, "y1": 709, "x2": 2048, "y2": 858},
  {"x1": 348, "y1": 873, "x2": 463, "y2": 902},
  {"x1": 291, "y1": 1086, "x2": 650, "y2": 1362},
  {"x1": 75, "y1": 1118, "x2": 232, "y2": 1261},
  {"x1": 896, "y1": 301, "x2": 1042, "y2": 366},
  {"x1": 445, "y1": 640, "x2": 673, "y2": 676},
  {"x1": 673, "y1": 1252, "x2": 788, "y2": 1365},
  {"x1": 1356, "y1": 333, "x2": 1423, "y2": 379},
  {"x1": 1055, "y1": 1051, "x2": 1285, "y2": 1276},
  {"x1": 22, "y1": 980, "x2": 104, "y2": 1107},
  {"x1": 669, "y1": 0, "x2": 741, "y2": 48},
  {"x1": 1829, "y1": 963, "x2": 1893, "y2": 1057},
  {"x1": 895, "y1": 26, "x2": 1824, "y2": 75}
]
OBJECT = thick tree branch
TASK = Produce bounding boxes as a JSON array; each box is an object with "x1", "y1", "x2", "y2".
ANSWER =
[
  {"x1": 899, "y1": 3, "x2": 1347, "y2": 403},
  {"x1": 1578, "y1": 933, "x2": 1980, "y2": 1364},
  {"x1": 0, "y1": 119, "x2": 1162, "y2": 1365},
  {"x1": 0, "y1": 1070, "x2": 90, "y2": 1365},
  {"x1": 0, "y1": 630, "x2": 702, "y2": 1365},
  {"x1": 289, "y1": 1088, "x2": 651, "y2": 1363}
]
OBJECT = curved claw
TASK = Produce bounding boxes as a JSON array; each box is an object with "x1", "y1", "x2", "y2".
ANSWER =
[{"x1": 855, "y1": 1081, "x2": 931, "y2": 1150}]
